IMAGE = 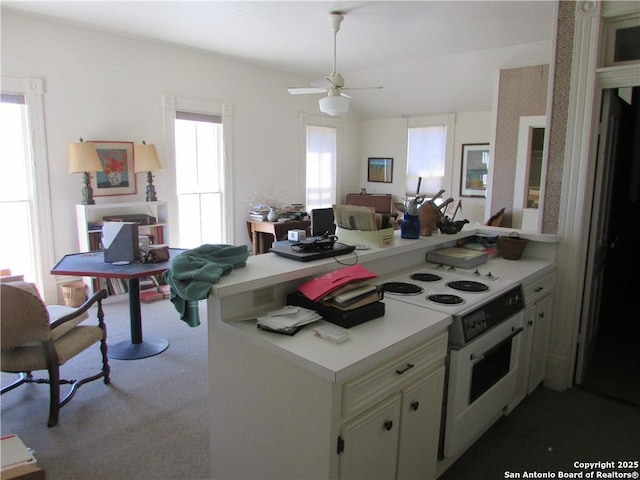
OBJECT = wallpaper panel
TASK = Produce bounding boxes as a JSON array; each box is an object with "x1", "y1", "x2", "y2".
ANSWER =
[{"x1": 491, "y1": 64, "x2": 549, "y2": 227}]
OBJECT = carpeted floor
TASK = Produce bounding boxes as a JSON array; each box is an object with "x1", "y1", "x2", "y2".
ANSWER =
[
  {"x1": 2, "y1": 294, "x2": 639, "y2": 480},
  {"x1": 1, "y1": 295, "x2": 211, "y2": 480}
]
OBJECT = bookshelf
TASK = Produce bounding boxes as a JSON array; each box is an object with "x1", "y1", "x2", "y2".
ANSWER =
[{"x1": 75, "y1": 201, "x2": 169, "y2": 294}]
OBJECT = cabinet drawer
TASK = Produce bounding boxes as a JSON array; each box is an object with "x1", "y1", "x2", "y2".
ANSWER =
[
  {"x1": 524, "y1": 273, "x2": 555, "y2": 305},
  {"x1": 343, "y1": 331, "x2": 447, "y2": 417}
]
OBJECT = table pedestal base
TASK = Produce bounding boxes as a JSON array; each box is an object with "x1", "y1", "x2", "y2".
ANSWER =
[{"x1": 107, "y1": 337, "x2": 169, "y2": 360}]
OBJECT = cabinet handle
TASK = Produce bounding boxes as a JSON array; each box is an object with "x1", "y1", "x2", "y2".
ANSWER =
[
  {"x1": 384, "y1": 420, "x2": 393, "y2": 431},
  {"x1": 528, "y1": 320, "x2": 534, "y2": 327},
  {"x1": 395, "y1": 363, "x2": 414, "y2": 375},
  {"x1": 411, "y1": 401, "x2": 420, "y2": 411},
  {"x1": 535, "y1": 286, "x2": 544, "y2": 292},
  {"x1": 539, "y1": 312, "x2": 545, "y2": 318}
]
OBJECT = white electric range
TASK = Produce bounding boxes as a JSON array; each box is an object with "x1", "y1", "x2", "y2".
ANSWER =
[{"x1": 379, "y1": 261, "x2": 526, "y2": 459}]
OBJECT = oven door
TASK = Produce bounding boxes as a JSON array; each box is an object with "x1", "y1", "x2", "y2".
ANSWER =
[{"x1": 442, "y1": 312, "x2": 524, "y2": 458}]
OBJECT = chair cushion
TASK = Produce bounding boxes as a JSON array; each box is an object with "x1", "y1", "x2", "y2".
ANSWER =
[
  {"x1": 1, "y1": 326, "x2": 104, "y2": 372},
  {"x1": 47, "y1": 305, "x2": 89, "y2": 340},
  {"x1": 3, "y1": 281, "x2": 88, "y2": 345}
]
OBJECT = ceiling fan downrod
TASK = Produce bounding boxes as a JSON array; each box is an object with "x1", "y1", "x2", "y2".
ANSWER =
[{"x1": 329, "y1": 12, "x2": 344, "y2": 75}]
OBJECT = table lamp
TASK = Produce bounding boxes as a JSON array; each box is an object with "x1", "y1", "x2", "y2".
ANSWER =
[
  {"x1": 69, "y1": 138, "x2": 103, "y2": 205},
  {"x1": 134, "y1": 141, "x2": 162, "y2": 202}
]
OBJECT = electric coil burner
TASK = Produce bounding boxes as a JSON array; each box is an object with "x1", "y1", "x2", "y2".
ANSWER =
[
  {"x1": 410, "y1": 273, "x2": 442, "y2": 282},
  {"x1": 428, "y1": 294, "x2": 464, "y2": 305},
  {"x1": 446, "y1": 280, "x2": 490, "y2": 293},
  {"x1": 381, "y1": 282, "x2": 424, "y2": 295}
]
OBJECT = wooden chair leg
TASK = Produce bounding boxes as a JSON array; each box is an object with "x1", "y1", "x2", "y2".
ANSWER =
[{"x1": 44, "y1": 341, "x2": 61, "y2": 428}]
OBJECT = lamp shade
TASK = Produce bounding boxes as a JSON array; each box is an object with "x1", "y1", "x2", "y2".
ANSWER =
[
  {"x1": 69, "y1": 141, "x2": 102, "y2": 173},
  {"x1": 319, "y1": 95, "x2": 349, "y2": 116},
  {"x1": 134, "y1": 143, "x2": 162, "y2": 172}
]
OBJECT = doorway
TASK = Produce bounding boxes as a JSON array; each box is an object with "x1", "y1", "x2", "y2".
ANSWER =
[{"x1": 579, "y1": 86, "x2": 640, "y2": 407}]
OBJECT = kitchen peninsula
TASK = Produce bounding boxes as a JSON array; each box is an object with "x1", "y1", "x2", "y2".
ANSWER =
[{"x1": 206, "y1": 226, "x2": 558, "y2": 479}]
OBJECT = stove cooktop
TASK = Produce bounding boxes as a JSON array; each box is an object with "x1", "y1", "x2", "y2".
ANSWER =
[{"x1": 380, "y1": 263, "x2": 518, "y2": 316}]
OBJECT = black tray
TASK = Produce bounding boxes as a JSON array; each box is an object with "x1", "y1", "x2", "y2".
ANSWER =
[{"x1": 287, "y1": 292, "x2": 385, "y2": 329}]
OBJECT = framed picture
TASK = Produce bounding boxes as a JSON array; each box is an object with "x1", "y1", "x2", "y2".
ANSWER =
[
  {"x1": 460, "y1": 144, "x2": 489, "y2": 197},
  {"x1": 367, "y1": 157, "x2": 393, "y2": 183},
  {"x1": 90, "y1": 141, "x2": 136, "y2": 196}
]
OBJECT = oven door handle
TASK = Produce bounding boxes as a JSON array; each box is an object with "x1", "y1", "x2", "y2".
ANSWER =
[{"x1": 469, "y1": 326, "x2": 524, "y2": 365}]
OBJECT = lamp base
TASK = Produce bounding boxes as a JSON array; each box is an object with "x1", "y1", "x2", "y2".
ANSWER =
[
  {"x1": 81, "y1": 172, "x2": 96, "y2": 205},
  {"x1": 145, "y1": 171, "x2": 158, "y2": 202}
]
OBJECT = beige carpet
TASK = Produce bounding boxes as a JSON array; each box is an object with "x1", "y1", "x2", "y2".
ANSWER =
[{"x1": 1, "y1": 295, "x2": 211, "y2": 480}]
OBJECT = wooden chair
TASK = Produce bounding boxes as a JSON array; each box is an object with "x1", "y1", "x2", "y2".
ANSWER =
[{"x1": 0, "y1": 282, "x2": 110, "y2": 427}]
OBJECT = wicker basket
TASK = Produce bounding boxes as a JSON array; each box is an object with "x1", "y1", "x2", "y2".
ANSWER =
[
  {"x1": 498, "y1": 234, "x2": 528, "y2": 260},
  {"x1": 62, "y1": 281, "x2": 87, "y2": 307}
]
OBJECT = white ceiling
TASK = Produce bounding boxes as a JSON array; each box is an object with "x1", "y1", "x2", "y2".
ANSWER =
[{"x1": 2, "y1": 1, "x2": 556, "y2": 119}]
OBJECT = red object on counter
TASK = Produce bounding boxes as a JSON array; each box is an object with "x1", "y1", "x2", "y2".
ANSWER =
[{"x1": 296, "y1": 264, "x2": 378, "y2": 301}]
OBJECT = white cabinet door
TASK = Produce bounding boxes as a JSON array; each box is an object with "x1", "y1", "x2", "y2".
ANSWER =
[
  {"x1": 339, "y1": 393, "x2": 402, "y2": 480},
  {"x1": 397, "y1": 366, "x2": 446, "y2": 480},
  {"x1": 528, "y1": 294, "x2": 552, "y2": 393}
]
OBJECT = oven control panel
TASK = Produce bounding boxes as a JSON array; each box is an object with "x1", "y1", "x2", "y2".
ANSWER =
[
  {"x1": 463, "y1": 310, "x2": 487, "y2": 340},
  {"x1": 459, "y1": 284, "x2": 525, "y2": 344}
]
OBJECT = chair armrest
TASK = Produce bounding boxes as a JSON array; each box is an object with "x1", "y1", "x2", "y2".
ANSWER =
[{"x1": 50, "y1": 289, "x2": 108, "y2": 329}]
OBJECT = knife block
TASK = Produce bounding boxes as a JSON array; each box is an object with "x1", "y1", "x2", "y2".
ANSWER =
[{"x1": 418, "y1": 202, "x2": 442, "y2": 236}]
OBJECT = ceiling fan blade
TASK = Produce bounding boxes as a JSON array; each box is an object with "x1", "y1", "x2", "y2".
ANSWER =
[
  {"x1": 340, "y1": 92, "x2": 352, "y2": 99},
  {"x1": 341, "y1": 86, "x2": 384, "y2": 91},
  {"x1": 287, "y1": 87, "x2": 327, "y2": 95},
  {"x1": 311, "y1": 77, "x2": 335, "y2": 89}
]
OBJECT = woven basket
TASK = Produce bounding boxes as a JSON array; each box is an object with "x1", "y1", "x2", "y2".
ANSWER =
[
  {"x1": 498, "y1": 234, "x2": 528, "y2": 260},
  {"x1": 62, "y1": 281, "x2": 87, "y2": 307}
]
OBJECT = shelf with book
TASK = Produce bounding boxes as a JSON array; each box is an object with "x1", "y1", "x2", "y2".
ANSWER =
[{"x1": 75, "y1": 201, "x2": 169, "y2": 294}]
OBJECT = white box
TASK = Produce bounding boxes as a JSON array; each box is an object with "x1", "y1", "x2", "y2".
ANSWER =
[
  {"x1": 335, "y1": 227, "x2": 395, "y2": 248},
  {"x1": 287, "y1": 229, "x2": 306, "y2": 241}
]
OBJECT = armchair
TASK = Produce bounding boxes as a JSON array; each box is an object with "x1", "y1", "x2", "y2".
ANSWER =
[{"x1": 1, "y1": 282, "x2": 110, "y2": 427}]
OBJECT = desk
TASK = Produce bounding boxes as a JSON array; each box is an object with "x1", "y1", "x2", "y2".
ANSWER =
[
  {"x1": 51, "y1": 249, "x2": 184, "y2": 360},
  {"x1": 247, "y1": 220, "x2": 310, "y2": 255}
]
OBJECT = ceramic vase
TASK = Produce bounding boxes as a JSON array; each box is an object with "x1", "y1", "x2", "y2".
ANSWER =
[{"x1": 267, "y1": 207, "x2": 278, "y2": 222}]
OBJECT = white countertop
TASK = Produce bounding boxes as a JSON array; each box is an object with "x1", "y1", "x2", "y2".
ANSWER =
[
  {"x1": 210, "y1": 227, "x2": 557, "y2": 384},
  {"x1": 226, "y1": 299, "x2": 451, "y2": 383}
]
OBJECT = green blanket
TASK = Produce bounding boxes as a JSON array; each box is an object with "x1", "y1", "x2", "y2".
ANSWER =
[{"x1": 165, "y1": 244, "x2": 250, "y2": 327}]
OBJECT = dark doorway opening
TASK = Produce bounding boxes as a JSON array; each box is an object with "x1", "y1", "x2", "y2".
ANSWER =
[{"x1": 580, "y1": 86, "x2": 640, "y2": 407}]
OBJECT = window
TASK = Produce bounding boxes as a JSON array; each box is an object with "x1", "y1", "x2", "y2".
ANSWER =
[
  {"x1": 163, "y1": 95, "x2": 233, "y2": 248},
  {"x1": 405, "y1": 115, "x2": 455, "y2": 198},
  {"x1": 174, "y1": 112, "x2": 224, "y2": 248},
  {"x1": 0, "y1": 95, "x2": 36, "y2": 281},
  {"x1": 306, "y1": 124, "x2": 337, "y2": 210}
]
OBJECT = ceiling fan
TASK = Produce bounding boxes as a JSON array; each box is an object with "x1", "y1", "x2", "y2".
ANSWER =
[{"x1": 287, "y1": 12, "x2": 383, "y2": 116}]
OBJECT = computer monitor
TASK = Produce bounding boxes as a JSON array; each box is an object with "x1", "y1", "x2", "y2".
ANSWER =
[{"x1": 311, "y1": 208, "x2": 336, "y2": 237}]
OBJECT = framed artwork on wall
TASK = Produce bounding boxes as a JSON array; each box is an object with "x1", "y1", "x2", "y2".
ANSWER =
[
  {"x1": 367, "y1": 157, "x2": 393, "y2": 183},
  {"x1": 90, "y1": 141, "x2": 136, "y2": 196},
  {"x1": 460, "y1": 144, "x2": 489, "y2": 197}
]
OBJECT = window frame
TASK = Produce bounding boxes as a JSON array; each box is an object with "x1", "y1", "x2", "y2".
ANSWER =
[
  {"x1": 1, "y1": 75, "x2": 56, "y2": 302},
  {"x1": 162, "y1": 95, "x2": 233, "y2": 245},
  {"x1": 406, "y1": 114, "x2": 456, "y2": 198},
  {"x1": 299, "y1": 112, "x2": 342, "y2": 210}
]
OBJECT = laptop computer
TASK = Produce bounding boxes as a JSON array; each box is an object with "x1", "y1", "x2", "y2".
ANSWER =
[{"x1": 270, "y1": 242, "x2": 355, "y2": 262}]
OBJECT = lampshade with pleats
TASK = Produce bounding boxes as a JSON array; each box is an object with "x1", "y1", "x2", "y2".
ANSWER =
[
  {"x1": 134, "y1": 143, "x2": 162, "y2": 172},
  {"x1": 69, "y1": 141, "x2": 102, "y2": 173}
]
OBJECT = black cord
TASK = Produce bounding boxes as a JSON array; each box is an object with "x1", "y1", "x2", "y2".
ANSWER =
[{"x1": 332, "y1": 243, "x2": 359, "y2": 266}]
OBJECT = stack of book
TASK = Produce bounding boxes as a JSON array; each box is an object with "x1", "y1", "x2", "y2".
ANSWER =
[
  {"x1": 319, "y1": 282, "x2": 383, "y2": 310},
  {"x1": 290, "y1": 264, "x2": 385, "y2": 329}
]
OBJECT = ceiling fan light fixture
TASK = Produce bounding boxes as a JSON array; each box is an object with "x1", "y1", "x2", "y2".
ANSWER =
[{"x1": 319, "y1": 94, "x2": 349, "y2": 116}]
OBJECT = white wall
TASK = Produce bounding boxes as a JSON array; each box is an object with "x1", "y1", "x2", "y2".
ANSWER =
[
  {"x1": 452, "y1": 111, "x2": 493, "y2": 224},
  {"x1": 360, "y1": 111, "x2": 492, "y2": 224},
  {"x1": 1, "y1": 10, "x2": 361, "y2": 283},
  {"x1": 1, "y1": 10, "x2": 491, "y2": 296}
]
